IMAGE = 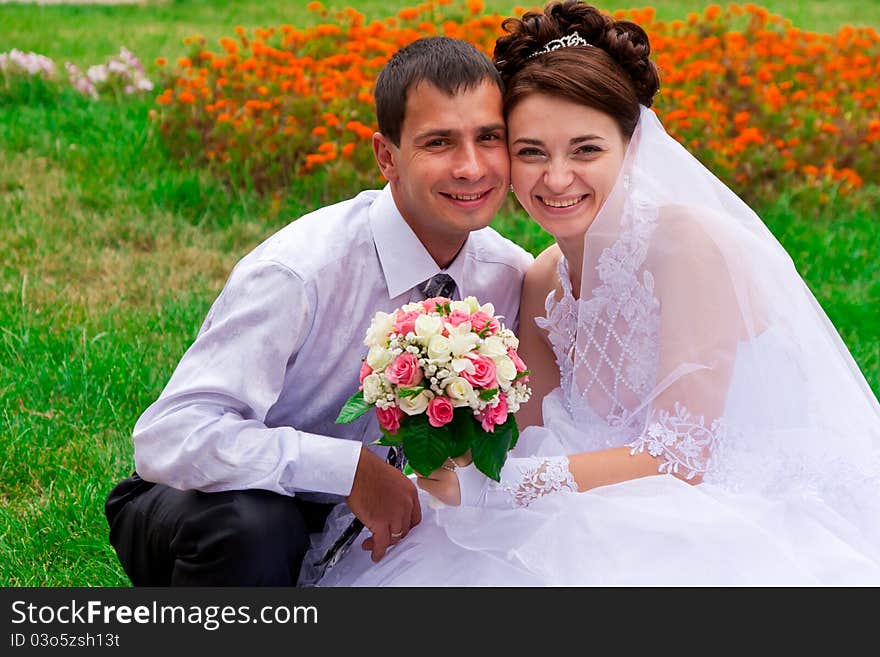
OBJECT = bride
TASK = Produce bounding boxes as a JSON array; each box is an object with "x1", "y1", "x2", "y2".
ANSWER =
[{"x1": 303, "y1": 0, "x2": 880, "y2": 586}]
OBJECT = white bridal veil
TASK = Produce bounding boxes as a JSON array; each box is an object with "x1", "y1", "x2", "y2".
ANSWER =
[{"x1": 568, "y1": 105, "x2": 880, "y2": 540}]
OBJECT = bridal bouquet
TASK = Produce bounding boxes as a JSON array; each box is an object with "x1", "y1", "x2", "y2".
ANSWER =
[{"x1": 336, "y1": 296, "x2": 531, "y2": 481}]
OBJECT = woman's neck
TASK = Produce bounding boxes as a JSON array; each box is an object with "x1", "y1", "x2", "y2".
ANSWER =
[{"x1": 555, "y1": 235, "x2": 584, "y2": 299}]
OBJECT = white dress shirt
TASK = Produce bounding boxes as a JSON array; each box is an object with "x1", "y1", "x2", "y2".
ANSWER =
[{"x1": 132, "y1": 186, "x2": 533, "y2": 502}]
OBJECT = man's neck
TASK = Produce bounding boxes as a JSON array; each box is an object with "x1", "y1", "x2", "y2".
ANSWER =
[{"x1": 424, "y1": 235, "x2": 467, "y2": 270}]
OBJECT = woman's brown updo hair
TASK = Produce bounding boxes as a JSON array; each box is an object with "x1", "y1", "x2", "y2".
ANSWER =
[{"x1": 493, "y1": 0, "x2": 660, "y2": 138}]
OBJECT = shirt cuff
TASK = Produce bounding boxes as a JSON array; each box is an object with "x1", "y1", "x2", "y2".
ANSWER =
[{"x1": 282, "y1": 433, "x2": 363, "y2": 497}]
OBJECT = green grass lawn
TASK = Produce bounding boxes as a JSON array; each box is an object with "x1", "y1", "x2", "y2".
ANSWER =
[{"x1": 1, "y1": 0, "x2": 878, "y2": 586}]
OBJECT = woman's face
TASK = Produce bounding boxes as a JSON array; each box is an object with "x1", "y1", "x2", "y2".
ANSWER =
[{"x1": 508, "y1": 94, "x2": 628, "y2": 243}]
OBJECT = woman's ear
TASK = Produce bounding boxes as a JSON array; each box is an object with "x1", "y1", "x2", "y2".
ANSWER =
[{"x1": 372, "y1": 132, "x2": 398, "y2": 183}]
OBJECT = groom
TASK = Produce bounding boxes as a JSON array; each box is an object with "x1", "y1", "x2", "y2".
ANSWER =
[{"x1": 104, "y1": 36, "x2": 533, "y2": 585}]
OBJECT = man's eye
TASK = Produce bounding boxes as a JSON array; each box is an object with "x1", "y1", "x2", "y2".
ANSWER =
[
  {"x1": 480, "y1": 133, "x2": 503, "y2": 142},
  {"x1": 426, "y1": 139, "x2": 450, "y2": 147}
]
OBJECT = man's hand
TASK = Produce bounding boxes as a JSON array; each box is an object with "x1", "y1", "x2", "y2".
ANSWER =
[{"x1": 347, "y1": 447, "x2": 421, "y2": 562}]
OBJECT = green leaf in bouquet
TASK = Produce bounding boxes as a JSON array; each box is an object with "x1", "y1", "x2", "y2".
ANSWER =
[
  {"x1": 499, "y1": 413, "x2": 520, "y2": 451},
  {"x1": 478, "y1": 387, "x2": 498, "y2": 401},
  {"x1": 370, "y1": 430, "x2": 402, "y2": 447},
  {"x1": 398, "y1": 414, "x2": 456, "y2": 477},
  {"x1": 513, "y1": 370, "x2": 530, "y2": 382},
  {"x1": 397, "y1": 386, "x2": 425, "y2": 399},
  {"x1": 449, "y1": 410, "x2": 478, "y2": 458},
  {"x1": 335, "y1": 390, "x2": 372, "y2": 424},
  {"x1": 471, "y1": 427, "x2": 510, "y2": 482}
]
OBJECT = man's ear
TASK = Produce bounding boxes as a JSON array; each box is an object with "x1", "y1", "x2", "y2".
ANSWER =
[{"x1": 373, "y1": 132, "x2": 398, "y2": 183}]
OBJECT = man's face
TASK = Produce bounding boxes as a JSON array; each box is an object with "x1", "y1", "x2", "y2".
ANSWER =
[{"x1": 374, "y1": 80, "x2": 509, "y2": 262}]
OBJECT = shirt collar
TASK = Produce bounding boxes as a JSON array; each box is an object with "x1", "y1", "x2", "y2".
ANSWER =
[{"x1": 370, "y1": 185, "x2": 472, "y2": 300}]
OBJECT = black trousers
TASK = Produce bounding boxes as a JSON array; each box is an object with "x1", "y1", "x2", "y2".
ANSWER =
[{"x1": 105, "y1": 472, "x2": 335, "y2": 586}]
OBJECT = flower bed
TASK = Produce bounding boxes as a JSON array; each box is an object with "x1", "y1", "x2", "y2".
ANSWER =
[{"x1": 150, "y1": 1, "x2": 880, "y2": 204}]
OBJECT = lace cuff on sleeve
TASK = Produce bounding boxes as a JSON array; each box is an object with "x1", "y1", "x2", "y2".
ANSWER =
[
  {"x1": 626, "y1": 403, "x2": 722, "y2": 480},
  {"x1": 458, "y1": 456, "x2": 578, "y2": 508}
]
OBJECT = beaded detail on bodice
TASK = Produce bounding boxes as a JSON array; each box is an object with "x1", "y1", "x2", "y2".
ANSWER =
[{"x1": 535, "y1": 199, "x2": 661, "y2": 435}]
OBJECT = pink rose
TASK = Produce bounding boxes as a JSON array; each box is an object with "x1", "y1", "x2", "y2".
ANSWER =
[
  {"x1": 376, "y1": 406, "x2": 403, "y2": 433},
  {"x1": 508, "y1": 348, "x2": 528, "y2": 382},
  {"x1": 394, "y1": 309, "x2": 422, "y2": 337},
  {"x1": 470, "y1": 311, "x2": 500, "y2": 336},
  {"x1": 427, "y1": 395, "x2": 455, "y2": 428},
  {"x1": 446, "y1": 309, "x2": 472, "y2": 327},
  {"x1": 461, "y1": 353, "x2": 497, "y2": 389},
  {"x1": 478, "y1": 395, "x2": 508, "y2": 433},
  {"x1": 385, "y1": 352, "x2": 423, "y2": 387},
  {"x1": 358, "y1": 360, "x2": 373, "y2": 386},
  {"x1": 422, "y1": 296, "x2": 450, "y2": 312}
]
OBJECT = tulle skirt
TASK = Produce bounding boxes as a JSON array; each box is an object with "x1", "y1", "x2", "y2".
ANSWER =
[{"x1": 309, "y1": 472, "x2": 880, "y2": 587}]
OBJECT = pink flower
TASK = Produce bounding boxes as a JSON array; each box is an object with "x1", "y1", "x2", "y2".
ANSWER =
[
  {"x1": 385, "y1": 352, "x2": 423, "y2": 387},
  {"x1": 461, "y1": 353, "x2": 497, "y2": 389},
  {"x1": 358, "y1": 361, "x2": 373, "y2": 385},
  {"x1": 422, "y1": 296, "x2": 450, "y2": 312},
  {"x1": 446, "y1": 309, "x2": 472, "y2": 327},
  {"x1": 478, "y1": 396, "x2": 509, "y2": 433},
  {"x1": 393, "y1": 309, "x2": 422, "y2": 337},
  {"x1": 508, "y1": 348, "x2": 528, "y2": 382},
  {"x1": 470, "y1": 311, "x2": 500, "y2": 335},
  {"x1": 376, "y1": 406, "x2": 403, "y2": 433},
  {"x1": 427, "y1": 395, "x2": 455, "y2": 427}
]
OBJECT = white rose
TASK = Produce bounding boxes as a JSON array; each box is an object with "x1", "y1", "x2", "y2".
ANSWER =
[
  {"x1": 366, "y1": 345, "x2": 393, "y2": 370},
  {"x1": 427, "y1": 334, "x2": 452, "y2": 362},
  {"x1": 364, "y1": 311, "x2": 394, "y2": 347},
  {"x1": 493, "y1": 354, "x2": 517, "y2": 385},
  {"x1": 444, "y1": 376, "x2": 475, "y2": 408},
  {"x1": 479, "y1": 301, "x2": 495, "y2": 317},
  {"x1": 478, "y1": 335, "x2": 507, "y2": 358},
  {"x1": 447, "y1": 323, "x2": 479, "y2": 356},
  {"x1": 398, "y1": 389, "x2": 432, "y2": 416},
  {"x1": 415, "y1": 314, "x2": 443, "y2": 339},
  {"x1": 361, "y1": 373, "x2": 384, "y2": 404},
  {"x1": 449, "y1": 300, "x2": 470, "y2": 313},
  {"x1": 463, "y1": 296, "x2": 481, "y2": 313}
]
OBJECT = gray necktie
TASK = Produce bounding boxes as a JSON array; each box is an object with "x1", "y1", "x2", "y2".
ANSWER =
[{"x1": 420, "y1": 273, "x2": 457, "y2": 300}]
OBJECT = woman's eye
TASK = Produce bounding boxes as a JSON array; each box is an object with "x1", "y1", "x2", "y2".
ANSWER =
[
  {"x1": 515, "y1": 148, "x2": 544, "y2": 158},
  {"x1": 575, "y1": 145, "x2": 601, "y2": 155}
]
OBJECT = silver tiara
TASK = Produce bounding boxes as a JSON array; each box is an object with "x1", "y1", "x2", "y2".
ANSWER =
[{"x1": 528, "y1": 31, "x2": 592, "y2": 59}]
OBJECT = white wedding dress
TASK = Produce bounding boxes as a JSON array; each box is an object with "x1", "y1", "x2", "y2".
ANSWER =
[
  {"x1": 304, "y1": 108, "x2": 880, "y2": 587},
  {"x1": 308, "y1": 255, "x2": 880, "y2": 586}
]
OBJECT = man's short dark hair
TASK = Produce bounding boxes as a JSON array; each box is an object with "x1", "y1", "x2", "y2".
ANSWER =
[{"x1": 374, "y1": 36, "x2": 504, "y2": 146}]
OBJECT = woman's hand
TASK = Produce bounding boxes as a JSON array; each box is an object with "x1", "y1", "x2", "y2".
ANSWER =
[{"x1": 415, "y1": 452, "x2": 473, "y2": 506}]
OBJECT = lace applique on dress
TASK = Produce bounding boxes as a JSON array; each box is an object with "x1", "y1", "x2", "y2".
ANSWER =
[
  {"x1": 489, "y1": 456, "x2": 578, "y2": 508},
  {"x1": 534, "y1": 258, "x2": 578, "y2": 408},
  {"x1": 535, "y1": 190, "x2": 662, "y2": 431},
  {"x1": 627, "y1": 402, "x2": 723, "y2": 480}
]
